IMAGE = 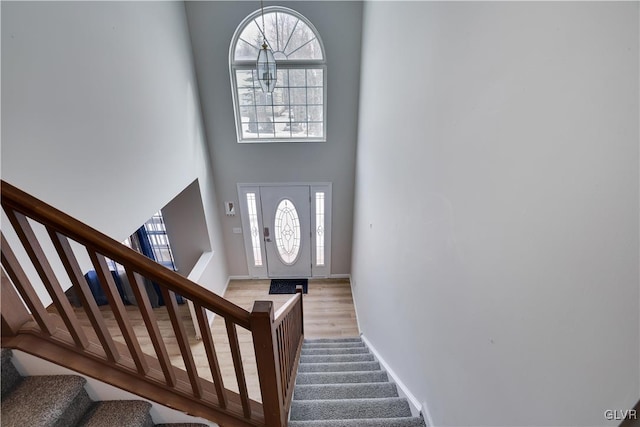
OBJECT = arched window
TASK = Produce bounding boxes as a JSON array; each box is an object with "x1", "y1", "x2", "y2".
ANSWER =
[{"x1": 229, "y1": 7, "x2": 326, "y2": 143}]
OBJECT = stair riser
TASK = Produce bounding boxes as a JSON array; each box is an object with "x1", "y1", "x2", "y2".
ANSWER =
[
  {"x1": 302, "y1": 348, "x2": 370, "y2": 355},
  {"x1": 1, "y1": 350, "x2": 22, "y2": 399},
  {"x1": 290, "y1": 398, "x2": 412, "y2": 421},
  {"x1": 300, "y1": 354, "x2": 375, "y2": 363},
  {"x1": 79, "y1": 400, "x2": 153, "y2": 427},
  {"x1": 303, "y1": 342, "x2": 365, "y2": 349},
  {"x1": 298, "y1": 361, "x2": 381, "y2": 373},
  {"x1": 288, "y1": 417, "x2": 426, "y2": 427},
  {"x1": 294, "y1": 383, "x2": 399, "y2": 400},
  {"x1": 55, "y1": 390, "x2": 93, "y2": 427},
  {"x1": 296, "y1": 371, "x2": 389, "y2": 385},
  {"x1": 304, "y1": 338, "x2": 363, "y2": 344}
]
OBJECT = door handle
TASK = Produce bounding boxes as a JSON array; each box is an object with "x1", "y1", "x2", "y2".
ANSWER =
[{"x1": 264, "y1": 227, "x2": 271, "y2": 242}]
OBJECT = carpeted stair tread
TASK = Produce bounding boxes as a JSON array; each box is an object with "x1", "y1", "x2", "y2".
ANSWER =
[
  {"x1": 304, "y1": 337, "x2": 363, "y2": 344},
  {"x1": 79, "y1": 400, "x2": 153, "y2": 427},
  {"x1": 302, "y1": 342, "x2": 365, "y2": 349},
  {"x1": 1, "y1": 375, "x2": 91, "y2": 427},
  {"x1": 296, "y1": 370, "x2": 389, "y2": 385},
  {"x1": 298, "y1": 361, "x2": 380, "y2": 373},
  {"x1": 290, "y1": 397, "x2": 412, "y2": 420},
  {"x1": 288, "y1": 417, "x2": 426, "y2": 427},
  {"x1": 1, "y1": 349, "x2": 22, "y2": 399},
  {"x1": 155, "y1": 424, "x2": 210, "y2": 426},
  {"x1": 300, "y1": 353, "x2": 375, "y2": 363},
  {"x1": 301, "y1": 347, "x2": 370, "y2": 355},
  {"x1": 294, "y1": 382, "x2": 399, "y2": 400},
  {"x1": 293, "y1": 337, "x2": 426, "y2": 427}
]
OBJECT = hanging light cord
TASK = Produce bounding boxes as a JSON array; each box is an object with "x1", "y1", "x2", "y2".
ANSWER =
[{"x1": 260, "y1": 0, "x2": 267, "y2": 45}]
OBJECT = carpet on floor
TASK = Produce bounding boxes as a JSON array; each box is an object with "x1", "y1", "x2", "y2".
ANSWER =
[{"x1": 269, "y1": 278, "x2": 308, "y2": 294}]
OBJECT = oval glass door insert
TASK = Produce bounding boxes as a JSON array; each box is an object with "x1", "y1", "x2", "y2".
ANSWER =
[{"x1": 274, "y1": 199, "x2": 301, "y2": 265}]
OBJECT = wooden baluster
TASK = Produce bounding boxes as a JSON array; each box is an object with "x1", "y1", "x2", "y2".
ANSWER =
[
  {"x1": 4, "y1": 210, "x2": 89, "y2": 348},
  {"x1": 126, "y1": 269, "x2": 175, "y2": 387},
  {"x1": 1, "y1": 269, "x2": 32, "y2": 336},
  {"x1": 48, "y1": 229, "x2": 120, "y2": 363},
  {"x1": 88, "y1": 250, "x2": 148, "y2": 375},
  {"x1": 226, "y1": 318, "x2": 252, "y2": 419},
  {"x1": 280, "y1": 321, "x2": 287, "y2": 399},
  {"x1": 193, "y1": 303, "x2": 227, "y2": 408},
  {"x1": 1, "y1": 232, "x2": 56, "y2": 337},
  {"x1": 278, "y1": 324, "x2": 286, "y2": 402},
  {"x1": 250, "y1": 301, "x2": 284, "y2": 426},
  {"x1": 160, "y1": 287, "x2": 202, "y2": 399},
  {"x1": 287, "y1": 314, "x2": 293, "y2": 396}
]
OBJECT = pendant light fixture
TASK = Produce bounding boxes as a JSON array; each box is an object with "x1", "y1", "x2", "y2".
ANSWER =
[{"x1": 256, "y1": 0, "x2": 276, "y2": 93}]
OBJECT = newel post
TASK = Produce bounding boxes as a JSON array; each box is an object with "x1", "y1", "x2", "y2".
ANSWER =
[{"x1": 251, "y1": 300, "x2": 286, "y2": 427}]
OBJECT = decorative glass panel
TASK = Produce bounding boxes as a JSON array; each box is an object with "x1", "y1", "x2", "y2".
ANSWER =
[
  {"x1": 246, "y1": 193, "x2": 263, "y2": 266},
  {"x1": 274, "y1": 199, "x2": 301, "y2": 265},
  {"x1": 315, "y1": 192, "x2": 325, "y2": 266}
]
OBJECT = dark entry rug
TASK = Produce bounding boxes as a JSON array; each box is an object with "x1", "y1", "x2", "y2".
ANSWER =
[{"x1": 269, "y1": 278, "x2": 308, "y2": 294}]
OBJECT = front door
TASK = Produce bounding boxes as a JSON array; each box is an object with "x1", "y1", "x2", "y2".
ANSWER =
[
  {"x1": 238, "y1": 183, "x2": 331, "y2": 278},
  {"x1": 259, "y1": 186, "x2": 311, "y2": 277}
]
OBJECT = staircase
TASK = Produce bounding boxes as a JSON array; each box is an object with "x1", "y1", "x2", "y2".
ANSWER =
[
  {"x1": 1, "y1": 180, "x2": 306, "y2": 426},
  {"x1": 289, "y1": 337, "x2": 426, "y2": 427},
  {"x1": 1, "y1": 349, "x2": 207, "y2": 427}
]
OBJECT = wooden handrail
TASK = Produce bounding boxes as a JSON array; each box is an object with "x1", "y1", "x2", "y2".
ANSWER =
[
  {"x1": 1, "y1": 180, "x2": 251, "y2": 328},
  {"x1": 0, "y1": 180, "x2": 307, "y2": 426},
  {"x1": 274, "y1": 293, "x2": 301, "y2": 321}
]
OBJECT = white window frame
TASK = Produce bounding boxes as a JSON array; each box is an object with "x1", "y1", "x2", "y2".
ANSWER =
[{"x1": 229, "y1": 6, "x2": 327, "y2": 144}]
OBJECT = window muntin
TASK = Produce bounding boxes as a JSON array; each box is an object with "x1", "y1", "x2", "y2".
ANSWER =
[
  {"x1": 230, "y1": 7, "x2": 326, "y2": 143},
  {"x1": 233, "y1": 10, "x2": 323, "y2": 62}
]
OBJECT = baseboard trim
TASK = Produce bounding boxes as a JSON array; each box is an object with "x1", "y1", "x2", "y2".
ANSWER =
[
  {"x1": 348, "y1": 276, "x2": 362, "y2": 335},
  {"x1": 360, "y1": 334, "x2": 425, "y2": 420},
  {"x1": 227, "y1": 275, "x2": 252, "y2": 280},
  {"x1": 222, "y1": 275, "x2": 234, "y2": 295},
  {"x1": 328, "y1": 273, "x2": 351, "y2": 279}
]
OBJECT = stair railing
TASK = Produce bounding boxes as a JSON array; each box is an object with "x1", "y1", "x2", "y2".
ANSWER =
[{"x1": 0, "y1": 180, "x2": 304, "y2": 427}]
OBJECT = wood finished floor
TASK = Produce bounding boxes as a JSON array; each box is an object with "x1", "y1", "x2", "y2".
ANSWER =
[{"x1": 66, "y1": 278, "x2": 359, "y2": 403}]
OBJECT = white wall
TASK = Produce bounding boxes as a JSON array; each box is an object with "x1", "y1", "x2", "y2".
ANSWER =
[
  {"x1": 2, "y1": 1, "x2": 228, "y2": 297},
  {"x1": 352, "y1": 2, "x2": 639, "y2": 426},
  {"x1": 162, "y1": 179, "x2": 212, "y2": 276},
  {"x1": 184, "y1": 1, "x2": 362, "y2": 276}
]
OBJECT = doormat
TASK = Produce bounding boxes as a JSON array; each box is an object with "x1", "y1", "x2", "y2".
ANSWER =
[{"x1": 269, "y1": 278, "x2": 308, "y2": 294}]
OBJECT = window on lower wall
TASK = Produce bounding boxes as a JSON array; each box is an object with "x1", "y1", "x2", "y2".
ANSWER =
[
  {"x1": 108, "y1": 211, "x2": 177, "y2": 272},
  {"x1": 230, "y1": 6, "x2": 327, "y2": 143}
]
